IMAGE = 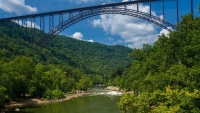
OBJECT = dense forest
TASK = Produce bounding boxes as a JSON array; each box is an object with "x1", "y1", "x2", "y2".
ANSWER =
[
  {"x1": 0, "y1": 21, "x2": 132, "y2": 108},
  {"x1": 48, "y1": 36, "x2": 132, "y2": 79},
  {"x1": 117, "y1": 12, "x2": 200, "y2": 112}
]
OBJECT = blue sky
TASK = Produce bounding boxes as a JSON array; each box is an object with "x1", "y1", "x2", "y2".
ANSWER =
[{"x1": 0, "y1": 0, "x2": 199, "y2": 48}]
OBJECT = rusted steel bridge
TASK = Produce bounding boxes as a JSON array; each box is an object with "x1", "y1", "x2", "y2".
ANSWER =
[{"x1": 0, "y1": 0, "x2": 195, "y2": 46}]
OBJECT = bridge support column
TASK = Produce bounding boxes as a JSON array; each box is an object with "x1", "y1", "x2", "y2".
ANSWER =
[
  {"x1": 40, "y1": 16, "x2": 45, "y2": 40},
  {"x1": 17, "y1": 19, "x2": 20, "y2": 36},
  {"x1": 25, "y1": 19, "x2": 28, "y2": 41},
  {"x1": 31, "y1": 17, "x2": 36, "y2": 43},
  {"x1": 150, "y1": 1, "x2": 152, "y2": 16},
  {"x1": 49, "y1": 15, "x2": 54, "y2": 33},
  {"x1": 39, "y1": 16, "x2": 46, "y2": 45},
  {"x1": 59, "y1": 14, "x2": 63, "y2": 26},
  {"x1": 69, "y1": 12, "x2": 73, "y2": 20},
  {"x1": 163, "y1": 0, "x2": 165, "y2": 20},
  {"x1": 21, "y1": 19, "x2": 25, "y2": 40},
  {"x1": 191, "y1": 0, "x2": 193, "y2": 14},
  {"x1": 34, "y1": 18, "x2": 36, "y2": 43},
  {"x1": 177, "y1": 0, "x2": 179, "y2": 23}
]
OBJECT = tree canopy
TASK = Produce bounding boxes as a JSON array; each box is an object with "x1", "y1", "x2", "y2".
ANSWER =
[{"x1": 117, "y1": 13, "x2": 200, "y2": 113}]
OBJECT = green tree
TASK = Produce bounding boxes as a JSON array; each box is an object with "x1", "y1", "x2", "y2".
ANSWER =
[
  {"x1": 118, "y1": 93, "x2": 135, "y2": 113},
  {"x1": 1, "y1": 56, "x2": 35, "y2": 98},
  {"x1": 118, "y1": 9, "x2": 200, "y2": 113},
  {"x1": 118, "y1": 87, "x2": 200, "y2": 113},
  {"x1": 65, "y1": 77, "x2": 76, "y2": 92},
  {"x1": 52, "y1": 89, "x2": 65, "y2": 99},
  {"x1": 0, "y1": 86, "x2": 8, "y2": 108},
  {"x1": 76, "y1": 75, "x2": 93, "y2": 91}
]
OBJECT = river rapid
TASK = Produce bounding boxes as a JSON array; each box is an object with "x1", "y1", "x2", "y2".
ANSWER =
[{"x1": 6, "y1": 88, "x2": 123, "y2": 113}]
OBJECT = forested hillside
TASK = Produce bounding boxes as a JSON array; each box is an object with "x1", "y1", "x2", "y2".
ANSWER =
[
  {"x1": 48, "y1": 35, "x2": 132, "y2": 77},
  {"x1": 117, "y1": 13, "x2": 200, "y2": 112},
  {"x1": 0, "y1": 21, "x2": 132, "y2": 108}
]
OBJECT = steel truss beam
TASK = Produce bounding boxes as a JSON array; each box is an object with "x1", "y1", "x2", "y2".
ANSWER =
[
  {"x1": 0, "y1": 0, "x2": 175, "y2": 21},
  {"x1": 30, "y1": 17, "x2": 36, "y2": 43},
  {"x1": 49, "y1": 15, "x2": 54, "y2": 32},
  {"x1": 40, "y1": 7, "x2": 175, "y2": 45}
]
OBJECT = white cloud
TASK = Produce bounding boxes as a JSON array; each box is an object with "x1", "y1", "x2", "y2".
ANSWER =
[
  {"x1": 12, "y1": 20, "x2": 40, "y2": 29},
  {"x1": 71, "y1": 32, "x2": 94, "y2": 42},
  {"x1": 72, "y1": 32, "x2": 83, "y2": 40},
  {"x1": 92, "y1": 3, "x2": 161, "y2": 48},
  {"x1": 106, "y1": 37, "x2": 114, "y2": 41},
  {"x1": 159, "y1": 27, "x2": 172, "y2": 37},
  {"x1": 87, "y1": 39, "x2": 94, "y2": 42},
  {"x1": 92, "y1": 19, "x2": 102, "y2": 27},
  {"x1": 0, "y1": 0, "x2": 37, "y2": 15}
]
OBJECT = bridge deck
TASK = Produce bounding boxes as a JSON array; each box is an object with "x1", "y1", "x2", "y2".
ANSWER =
[{"x1": 0, "y1": 0, "x2": 174, "y2": 21}]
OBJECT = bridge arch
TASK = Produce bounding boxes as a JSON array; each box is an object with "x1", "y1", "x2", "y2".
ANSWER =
[{"x1": 41, "y1": 7, "x2": 176, "y2": 44}]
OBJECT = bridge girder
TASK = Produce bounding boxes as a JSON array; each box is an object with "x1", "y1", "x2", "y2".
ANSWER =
[
  {"x1": 0, "y1": 0, "x2": 175, "y2": 21},
  {"x1": 40, "y1": 7, "x2": 175, "y2": 45}
]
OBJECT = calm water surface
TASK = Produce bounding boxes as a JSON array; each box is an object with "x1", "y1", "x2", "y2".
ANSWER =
[{"x1": 8, "y1": 89, "x2": 121, "y2": 113}]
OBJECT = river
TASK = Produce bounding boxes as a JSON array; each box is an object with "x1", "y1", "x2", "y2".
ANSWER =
[{"x1": 6, "y1": 88, "x2": 122, "y2": 113}]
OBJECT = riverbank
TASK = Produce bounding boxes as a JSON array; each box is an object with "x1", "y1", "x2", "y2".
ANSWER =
[
  {"x1": 3, "y1": 92, "x2": 90, "y2": 111},
  {"x1": 2, "y1": 86, "x2": 124, "y2": 112}
]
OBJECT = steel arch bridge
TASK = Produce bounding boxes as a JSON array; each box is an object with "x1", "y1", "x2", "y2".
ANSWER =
[{"x1": 0, "y1": 0, "x2": 195, "y2": 46}]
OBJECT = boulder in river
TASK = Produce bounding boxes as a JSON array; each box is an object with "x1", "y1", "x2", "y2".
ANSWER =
[
  {"x1": 105, "y1": 86, "x2": 120, "y2": 91},
  {"x1": 14, "y1": 108, "x2": 20, "y2": 112}
]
